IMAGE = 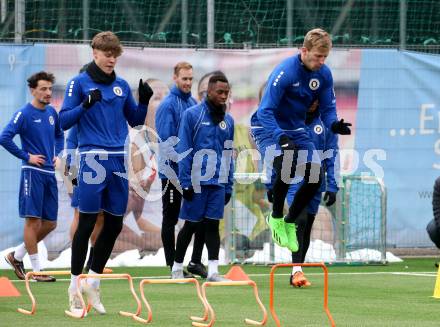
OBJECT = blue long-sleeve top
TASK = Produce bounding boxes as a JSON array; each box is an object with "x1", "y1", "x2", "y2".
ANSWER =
[
  {"x1": 255, "y1": 54, "x2": 337, "y2": 144},
  {"x1": 59, "y1": 71, "x2": 147, "y2": 154},
  {"x1": 308, "y1": 115, "x2": 339, "y2": 192},
  {"x1": 0, "y1": 103, "x2": 64, "y2": 172},
  {"x1": 155, "y1": 85, "x2": 197, "y2": 179},
  {"x1": 177, "y1": 100, "x2": 234, "y2": 194},
  {"x1": 289, "y1": 114, "x2": 339, "y2": 196},
  {"x1": 65, "y1": 125, "x2": 78, "y2": 167}
]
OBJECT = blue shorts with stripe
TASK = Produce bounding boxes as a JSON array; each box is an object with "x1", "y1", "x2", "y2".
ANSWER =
[
  {"x1": 78, "y1": 154, "x2": 128, "y2": 216},
  {"x1": 250, "y1": 127, "x2": 321, "y2": 189},
  {"x1": 19, "y1": 168, "x2": 58, "y2": 221},
  {"x1": 250, "y1": 127, "x2": 321, "y2": 164},
  {"x1": 179, "y1": 185, "x2": 226, "y2": 222}
]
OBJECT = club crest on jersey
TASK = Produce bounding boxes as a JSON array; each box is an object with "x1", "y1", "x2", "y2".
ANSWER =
[
  {"x1": 49, "y1": 115, "x2": 54, "y2": 125},
  {"x1": 314, "y1": 124, "x2": 323, "y2": 135},
  {"x1": 219, "y1": 121, "x2": 227, "y2": 130},
  {"x1": 113, "y1": 86, "x2": 123, "y2": 96},
  {"x1": 309, "y1": 78, "x2": 320, "y2": 90}
]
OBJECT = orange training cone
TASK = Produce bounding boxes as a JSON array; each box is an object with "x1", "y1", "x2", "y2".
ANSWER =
[
  {"x1": 0, "y1": 277, "x2": 21, "y2": 297},
  {"x1": 224, "y1": 266, "x2": 251, "y2": 281}
]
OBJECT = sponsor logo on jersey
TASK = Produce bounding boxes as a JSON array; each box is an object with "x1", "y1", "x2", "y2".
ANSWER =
[
  {"x1": 309, "y1": 78, "x2": 320, "y2": 90},
  {"x1": 33, "y1": 118, "x2": 42, "y2": 123},
  {"x1": 292, "y1": 82, "x2": 300, "y2": 87},
  {"x1": 219, "y1": 121, "x2": 227, "y2": 130},
  {"x1": 49, "y1": 116, "x2": 54, "y2": 125},
  {"x1": 314, "y1": 124, "x2": 323, "y2": 135},
  {"x1": 201, "y1": 122, "x2": 210, "y2": 126},
  {"x1": 113, "y1": 86, "x2": 123, "y2": 96}
]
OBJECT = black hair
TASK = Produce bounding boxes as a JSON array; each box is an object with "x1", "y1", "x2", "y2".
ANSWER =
[
  {"x1": 27, "y1": 71, "x2": 55, "y2": 88},
  {"x1": 208, "y1": 74, "x2": 229, "y2": 88},
  {"x1": 198, "y1": 70, "x2": 226, "y2": 89}
]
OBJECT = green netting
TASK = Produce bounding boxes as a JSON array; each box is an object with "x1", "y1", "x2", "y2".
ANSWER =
[
  {"x1": 0, "y1": 0, "x2": 439, "y2": 50},
  {"x1": 226, "y1": 174, "x2": 387, "y2": 265},
  {"x1": 339, "y1": 176, "x2": 387, "y2": 263}
]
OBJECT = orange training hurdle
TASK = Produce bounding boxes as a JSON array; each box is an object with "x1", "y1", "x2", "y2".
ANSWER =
[
  {"x1": 193, "y1": 280, "x2": 268, "y2": 327},
  {"x1": 65, "y1": 273, "x2": 142, "y2": 319},
  {"x1": 133, "y1": 277, "x2": 209, "y2": 324},
  {"x1": 269, "y1": 263, "x2": 335, "y2": 327},
  {"x1": 17, "y1": 270, "x2": 71, "y2": 316}
]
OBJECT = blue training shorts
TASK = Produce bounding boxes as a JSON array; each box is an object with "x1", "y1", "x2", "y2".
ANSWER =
[
  {"x1": 286, "y1": 181, "x2": 322, "y2": 215},
  {"x1": 71, "y1": 186, "x2": 79, "y2": 208},
  {"x1": 251, "y1": 126, "x2": 322, "y2": 188},
  {"x1": 179, "y1": 185, "x2": 226, "y2": 222},
  {"x1": 19, "y1": 168, "x2": 58, "y2": 221},
  {"x1": 78, "y1": 154, "x2": 128, "y2": 216},
  {"x1": 251, "y1": 127, "x2": 321, "y2": 164}
]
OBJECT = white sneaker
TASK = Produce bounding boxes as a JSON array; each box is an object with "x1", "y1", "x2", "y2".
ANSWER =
[
  {"x1": 68, "y1": 288, "x2": 86, "y2": 316},
  {"x1": 81, "y1": 282, "x2": 106, "y2": 314},
  {"x1": 171, "y1": 269, "x2": 184, "y2": 279},
  {"x1": 207, "y1": 273, "x2": 231, "y2": 282}
]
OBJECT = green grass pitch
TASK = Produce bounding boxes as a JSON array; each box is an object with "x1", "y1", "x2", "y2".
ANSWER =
[{"x1": 1, "y1": 258, "x2": 439, "y2": 326}]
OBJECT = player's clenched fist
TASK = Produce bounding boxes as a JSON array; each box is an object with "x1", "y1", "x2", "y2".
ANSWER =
[
  {"x1": 82, "y1": 89, "x2": 102, "y2": 109},
  {"x1": 138, "y1": 79, "x2": 154, "y2": 105}
]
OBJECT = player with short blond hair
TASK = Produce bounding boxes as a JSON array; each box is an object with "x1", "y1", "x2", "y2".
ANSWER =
[
  {"x1": 252, "y1": 28, "x2": 350, "y2": 252},
  {"x1": 155, "y1": 62, "x2": 207, "y2": 278}
]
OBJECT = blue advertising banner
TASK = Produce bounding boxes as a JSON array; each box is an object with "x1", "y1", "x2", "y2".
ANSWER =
[
  {"x1": 0, "y1": 45, "x2": 46, "y2": 249},
  {"x1": 356, "y1": 49, "x2": 440, "y2": 247},
  {"x1": 0, "y1": 44, "x2": 439, "y2": 257}
]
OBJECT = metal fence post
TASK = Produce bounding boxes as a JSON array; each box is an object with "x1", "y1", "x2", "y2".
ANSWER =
[
  {"x1": 400, "y1": 0, "x2": 407, "y2": 50},
  {"x1": 14, "y1": 0, "x2": 24, "y2": 43},
  {"x1": 286, "y1": 0, "x2": 293, "y2": 47},
  {"x1": 207, "y1": 0, "x2": 214, "y2": 48},
  {"x1": 181, "y1": 0, "x2": 188, "y2": 46},
  {"x1": 82, "y1": 0, "x2": 89, "y2": 42}
]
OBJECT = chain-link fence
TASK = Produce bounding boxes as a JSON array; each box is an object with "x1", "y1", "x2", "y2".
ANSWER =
[
  {"x1": 224, "y1": 174, "x2": 387, "y2": 264},
  {"x1": 1, "y1": 0, "x2": 439, "y2": 53}
]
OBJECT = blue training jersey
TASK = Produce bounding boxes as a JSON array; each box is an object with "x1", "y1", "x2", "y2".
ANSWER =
[
  {"x1": 59, "y1": 71, "x2": 147, "y2": 154},
  {"x1": 255, "y1": 54, "x2": 337, "y2": 143},
  {"x1": 155, "y1": 85, "x2": 197, "y2": 179},
  {"x1": 286, "y1": 114, "x2": 340, "y2": 213},
  {"x1": 304, "y1": 115, "x2": 339, "y2": 192},
  {"x1": 177, "y1": 100, "x2": 235, "y2": 194},
  {"x1": 0, "y1": 103, "x2": 64, "y2": 172}
]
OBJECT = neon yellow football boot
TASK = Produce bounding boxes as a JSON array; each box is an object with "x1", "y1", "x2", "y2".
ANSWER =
[
  {"x1": 284, "y1": 222, "x2": 299, "y2": 252},
  {"x1": 266, "y1": 214, "x2": 288, "y2": 247}
]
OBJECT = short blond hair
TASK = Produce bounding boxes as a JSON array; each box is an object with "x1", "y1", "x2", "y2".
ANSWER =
[
  {"x1": 303, "y1": 28, "x2": 332, "y2": 51},
  {"x1": 91, "y1": 31, "x2": 123, "y2": 57},
  {"x1": 174, "y1": 61, "x2": 192, "y2": 76}
]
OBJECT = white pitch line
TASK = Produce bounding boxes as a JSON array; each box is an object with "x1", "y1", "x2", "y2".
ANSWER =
[
  {"x1": 8, "y1": 271, "x2": 436, "y2": 283},
  {"x1": 390, "y1": 272, "x2": 436, "y2": 277}
]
